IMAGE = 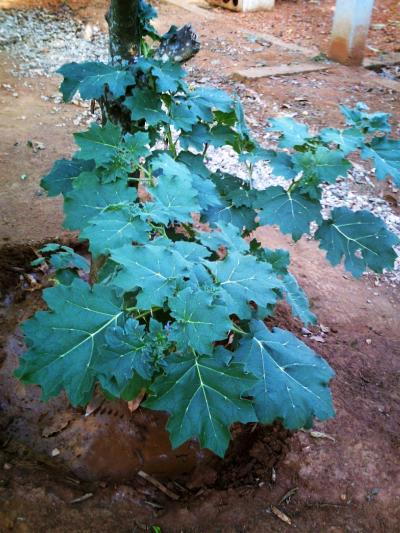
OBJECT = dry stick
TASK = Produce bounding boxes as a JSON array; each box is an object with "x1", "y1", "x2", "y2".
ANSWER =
[
  {"x1": 138, "y1": 470, "x2": 180, "y2": 501},
  {"x1": 278, "y1": 487, "x2": 298, "y2": 506},
  {"x1": 271, "y1": 506, "x2": 292, "y2": 526},
  {"x1": 70, "y1": 493, "x2": 94, "y2": 504}
]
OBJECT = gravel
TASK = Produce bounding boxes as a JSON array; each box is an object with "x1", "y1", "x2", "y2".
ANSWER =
[
  {"x1": 0, "y1": 8, "x2": 108, "y2": 77},
  {"x1": 1, "y1": 7, "x2": 399, "y2": 283}
]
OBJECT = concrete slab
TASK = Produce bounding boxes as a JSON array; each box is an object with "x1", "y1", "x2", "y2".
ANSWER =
[
  {"x1": 162, "y1": 0, "x2": 215, "y2": 19},
  {"x1": 363, "y1": 52, "x2": 400, "y2": 69},
  {"x1": 232, "y1": 62, "x2": 334, "y2": 80},
  {"x1": 241, "y1": 31, "x2": 319, "y2": 58},
  {"x1": 362, "y1": 70, "x2": 400, "y2": 92}
]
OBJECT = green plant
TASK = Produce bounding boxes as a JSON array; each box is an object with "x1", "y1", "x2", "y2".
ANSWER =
[{"x1": 15, "y1": 6, "x2": 399, "y2": 458}]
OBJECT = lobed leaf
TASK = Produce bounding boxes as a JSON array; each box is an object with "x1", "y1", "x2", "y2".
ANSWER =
[
  {"x1": 253, "y1": 186, "x2": 322, "y2": 241},
  {"x1": 95, "y1": 319, "x2": 155, "y2": 390},
  {"x1": 125, "y1": 88, "x2": 170, "y2": 126},
  {"x1": 80, "y1": 206, "x2": 150, "y2": 257},
  {"x1": 235, "y1": 320, "x2": 335, "y2": 428},
  {"x1": 41, "y1": 158, "x2": 95, "y2": 197},
  {"x1": 15, "y1": 279, "x2": 124, "y2": 406},
  {"x1": 74, "y1": 122, "x2": 122, "y2": 165},
  {"x1": 266, "y1": 117, "x2": 311, "y2": 148},
  {"x1": 145, "y1": 351, "x2": 257, "y2": 457},
  {"x1": 316, "y1": 207, "x2": 399, "y2": 277},
  {"x1": 281, "y1": 273, "x2": 316, "y2": 325},
  {"x1": 340, "y1": 102, "x2": 391, "y2": 133},
  {"x1": 361, "y1": 137, "x2": 400, "y2": 187},
  {"x1": 206, "y1": 252, "x2": 281, "y2": 319},
  {"x1": 64, "y1": 172, "x2": 135, "y2": 231},
  {"x1": 319, "y1": 127, "x2": 363, "y2": 156},
  {"x1": 293, "y1": 146, "x2": 351, "y2": 184},
  {"x1": 110, "y1": 243, "x2": 189, "y2": 308},
  {"x1": 168, "y1": 287, "x2": 232, "y2": 354}
]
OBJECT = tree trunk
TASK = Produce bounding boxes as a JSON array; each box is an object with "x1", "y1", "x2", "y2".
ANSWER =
[{"x1": 106, "y1": 0, "x2": 140, "y2": 65}]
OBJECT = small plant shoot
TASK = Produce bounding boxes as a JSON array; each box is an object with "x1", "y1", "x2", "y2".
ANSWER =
[{"x1": 15, "y1": 2, "x2": 399, "y2": 457}]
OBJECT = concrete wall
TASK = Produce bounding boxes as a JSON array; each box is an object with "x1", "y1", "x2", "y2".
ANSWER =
[
  {"x1": 207, "y1": 0, "x2": 275, "y2": 12},
  {"x1": 329, "y1": 0, "x2": 375, "y2": 66}
]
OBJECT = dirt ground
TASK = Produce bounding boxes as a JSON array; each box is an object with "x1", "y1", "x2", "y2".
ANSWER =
[{"x1": 0, "y1": 0, "x2": 400, "y2": 532}]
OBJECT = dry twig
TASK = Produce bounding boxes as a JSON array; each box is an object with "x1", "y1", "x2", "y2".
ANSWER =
[{"x1": 138, "y1": 470, "x2": 180, "y2": 501}]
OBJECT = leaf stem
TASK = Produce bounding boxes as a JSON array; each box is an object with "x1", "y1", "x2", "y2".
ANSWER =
[
  {"x1": 287, "y1": 178, "x2": 300, "y2": 193},
  {"x1": 231, "y1": 324, "x2": 249, "y2": 336},
  {"x1": 166, "y1": 126, "x2": 177, "y2": 158}
]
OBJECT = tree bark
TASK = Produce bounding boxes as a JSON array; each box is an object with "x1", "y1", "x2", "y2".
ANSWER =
[{"x1": 106, "y1": 0, "x2": 140, "y2": 65}]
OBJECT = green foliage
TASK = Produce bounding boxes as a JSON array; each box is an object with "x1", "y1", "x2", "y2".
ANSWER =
[
  {"x1": 145, "y1": 351, "x2": 257, "y2": 457},
  {"x1": 16, "y1": 11, "x2": 399, "y2": 457},
  {"x1": 16, "y1": 279, "x2": 123, "y2": 405},
  {"x1": 361, "y1": 137, "x2": 400, "y2": 187},
  {"x1": 234, "y1": 321, "x2": 335, "y2": 428},
  {"x1": 316, "y1": 207, "x2": 399, "y2": 278},
  {"x1": 253, "y1": 186, "x2": 322, "y2": 241}
]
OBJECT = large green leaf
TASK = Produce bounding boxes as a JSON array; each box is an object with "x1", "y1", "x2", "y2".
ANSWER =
[
  {"x1": 46, "y1": 245, "x2": 90, "y2": 273},
  {"x1": 150, "y1": 61, "x2": 186, "y2": 93},
  {"x1": 41, "y1": 158, "x2": 94, "y2": 197},
  {"x1": 146, "y1": 153, "x2": 200, "y2": 223},
  {"x1": 268, "y1": 151, "x2": 297, "y2": 179},
  {"x1": 64, "y1": 172, "x2": 135, "y2": 230},
  {"x1": 254, "y1": 186, "x2": 322, "y2": 240},
  {"x1": 206, "y1": 252, "x2": 281, "y2": 319},
  {"x1": 176, "y1": 152, "x2": 221, "y2": 210},
  {"x1": 199, "y1": 222, "x2": 249, "y2": 253},
  {"x1": 189, "y1": 87, "x2": 234, "y2": 122},
  {"x1": 340, "y1": 102, "x2": 391, "y2": 133},
  {"x1": 110, "y1": 243, "x2": 189, "y2": 308},
  {"x1": 15, "y1": 279, "x2": 123, "y2": 406},
  {"x1": 267, "y1": 117, "x2": 311, "y2": 148},
  {"x1": 361, "y1": 137, "x2": 400, "y2": 187},
  {"x1": 74, "y1": 123, "x2": 122, "y2": 165},
  {"x1": 169, "y1": 287, "x2": 232, "y2": 353},
  {"x1": 171, "y1": 241, "x2": 211, "y2": 262},
  {"x1": 145, "y1": 351, "x2": 257, "y2": 457},
  {"x1": 239, "y1": 148, "x2": 297, "y2": 179},
  {"x1": 58, "y1": 60, "x2": 137, "y2": 100},
  {"x1": 320, "y1": 127, "x2": 363, "y2": 156},
  {"x1": 124, "y1": 131, "x2": 151, "y2": 161},
  {"x1": 316, "y1": 207, "x2": 399, "y2": 277},
  {"x1": 210, "y1": 171, "x2": 245, "y2": 199},
  {"x1": 235, "y1": 320, "x2": 335, "y2": 428},
  {"x1": 281, "y1": 273, "x2": 316, "y2": 325},
  {"x1": 204, "y1": 200, "x2": 257, "y2": 233},
  {"x1": 293, "y1": 146, "x2": 351, "y2": 183},
  {"x1": 125, "y1": 88, "x2": 170, "y2": 126},
  {"x1": 100, "y1": 131, "x2": 151, "y2": 183},
  {"x1": 80, "y1": 206, "x2": 150, "y2": 257},
  {"x1": 252, "y1": 246, "x2": 290, "y2": 276},
  {"x1": 150, "y1": 151, "x2": 191, "y2": 179},
  {"x1": 57, "y1": 62, "x2": 118, "y2": 102},
  {"x1": 179, "y1": 124, "x2": 214, "y2": 151},
  {"x1": 170, "y1": 100, "x2": 198, "y2": 132},
  {"x1": 95, "y1": 319, "x2": 155, "y2": 390}
]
